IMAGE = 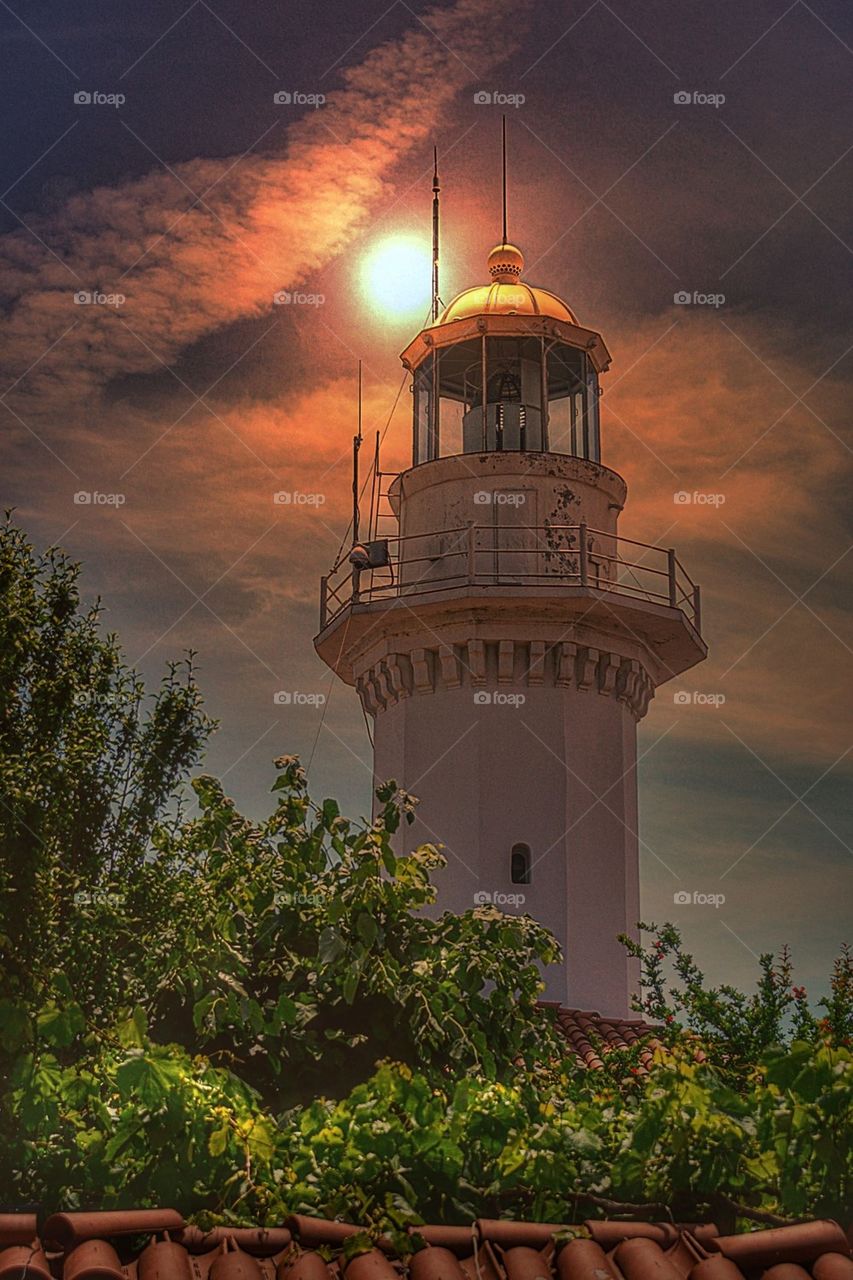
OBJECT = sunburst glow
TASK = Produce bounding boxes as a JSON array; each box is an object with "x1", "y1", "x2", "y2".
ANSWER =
[{"x1": 360, "y1": 235, "x2": 433, "y2": 320}]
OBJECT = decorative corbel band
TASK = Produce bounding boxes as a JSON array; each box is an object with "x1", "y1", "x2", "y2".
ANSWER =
[
  {"x1": 468, "y1": 638, "x2": 487, "y2": 686},
  {"x1": 439, "y1": 644, "x2": 462, "y2": 689},
  {"x1": 497, "y1": 639, "x2": 514, "y2": 685},
  {"x1": 577, "y1": 646, "x2": 599, "y2": 690},
  {"x1": 527, "y1": 640, "x2": 547, "y2": 685},
  {"x1": 556, "y1": 641, "x2": 577, "y2": 687},
  {"x1": 597, "y1": 651, "x2": 621, "y2": 697},
  {"x1": 354, "y1": 639, "x2": 656, "y2": 721}
]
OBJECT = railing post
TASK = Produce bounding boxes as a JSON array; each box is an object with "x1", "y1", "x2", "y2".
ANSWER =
[
  {"x1": 319, "y1": 575, "x2": 328, "y2": 628},
  {"x1": 578, "y1": 521, "x2": 588, "y2": 586},
  {"x1": 351, "y1": 565, "x2": 361, "y2": 604},
  {"x1": 667, "y1": 548, "x2": 677, "y2": 606},
  {"x1": 467, "y1": 521, "x2": 476, "y2": 584},
  {"x1": 693, "y1": 583, "x2": 702, "y2": 633}
]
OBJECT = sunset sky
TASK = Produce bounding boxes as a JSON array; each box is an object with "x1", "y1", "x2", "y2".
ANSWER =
[{"x1": 2, "y1": 0, "x2": 851, "y2": 998}]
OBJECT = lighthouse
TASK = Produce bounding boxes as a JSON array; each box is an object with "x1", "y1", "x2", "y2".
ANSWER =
[{"x1": 315, "y1": 173, "x2": 706, "y2": 1017}]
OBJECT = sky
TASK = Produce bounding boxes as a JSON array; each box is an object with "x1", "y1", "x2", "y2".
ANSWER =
[{"x1": 1, "y1": 0, "x2": 851, "y2": 1000}]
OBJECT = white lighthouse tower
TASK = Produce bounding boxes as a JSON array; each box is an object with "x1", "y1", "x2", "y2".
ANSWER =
[{"x1": 315, "y1": 174, "x2": 706, "y2": 1017}]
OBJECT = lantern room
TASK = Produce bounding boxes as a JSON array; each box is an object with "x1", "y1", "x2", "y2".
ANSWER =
[{"x1": 400, "y1": 242, "x2": 612, "y2": 467}]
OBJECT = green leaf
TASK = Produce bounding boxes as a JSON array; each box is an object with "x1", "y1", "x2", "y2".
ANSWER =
[
  {"x1": 275, "y1": 993, "x2": 298, "y2": 1025},
  {"x1": 381, "y1": 846, "x2": 397, "y2": 876},
  {"x1": 356, "y1": 912, "x2": 378, "y2": 947},
  {"x1": 208, "y1": 1125, "x2": 230, "y2": 1157},
  {"x1": 116, "y1": 1006, "x2": 148, "y2": 1048},
  {"x1": 322, "y1": 798, "x2": 340, "y2": 824},
  {"x1": 36, "y1": 1000, "x2": 85, "y2": 1047},
  {"x1": 115, "y1": 1053, "x2": 174, "y2": 1108}
]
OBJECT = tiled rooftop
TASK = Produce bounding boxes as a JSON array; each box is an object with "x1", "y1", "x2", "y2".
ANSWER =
[
  {"x1": 1, "y1": 1210, "x2": 851, "y2": 1280},
  {"x1": 548, "y1": 1006, "x2": 661, "y2": 1071}
]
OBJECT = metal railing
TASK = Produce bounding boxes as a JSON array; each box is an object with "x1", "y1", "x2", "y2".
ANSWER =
[{"x1": 319, "y1": 521, "x2": 702, "y2": 633}]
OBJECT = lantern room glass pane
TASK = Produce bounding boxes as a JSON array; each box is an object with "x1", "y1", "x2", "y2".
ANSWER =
[
  {"x1": 544, "y1": 343, "x2": 600, "y2": 461},
  {"x1": 439, "y1": 396, "x2": 464, "y2": 456},
  {"x1": 586, "y1": 367, "x2": 601, "y2": 462},
  {"x1": 412, "y1": 336, "x2": 602, "y2": 465},
  {"x1": 464, "y1": 336, "x2": 544, "y2": 452},
  {"x1": 413, "y1": 357, "x2": 434, "y2": 464}
]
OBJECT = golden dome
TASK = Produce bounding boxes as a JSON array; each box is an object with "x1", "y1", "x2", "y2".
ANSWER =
[{"x1": 437, "y1": 243, "x2": 579, "y2": 326}]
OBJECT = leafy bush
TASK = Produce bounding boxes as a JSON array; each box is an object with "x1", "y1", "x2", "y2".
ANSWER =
[
  {"x1": 5, "y1": 1023, "x2": 851, "y2": 1225},
  {"x1": 622, "y1": 923, "x2": 853, "y2": 1080},
  {"x1": 129, "y1": 761, "x2": 561, "y2": 1105}
]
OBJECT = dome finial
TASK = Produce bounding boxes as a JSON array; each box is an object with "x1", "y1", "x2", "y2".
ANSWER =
[{"x1": 488, "y1": 242, "x2": 524, "y2": 282}]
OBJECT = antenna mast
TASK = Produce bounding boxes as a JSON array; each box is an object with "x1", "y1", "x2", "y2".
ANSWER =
[
  {"x1": 352, "y1": 360, "x2": 363, "y2": 544},
  {"x1": 432, "y1": 145, "x2": 441, "y2": 322},
  {"x1": 501, "y1": 114, "x2": 508, "y2": 243}
]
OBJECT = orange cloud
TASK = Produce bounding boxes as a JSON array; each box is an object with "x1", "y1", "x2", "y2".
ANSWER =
[{"x1": 0, "y1": 0, "x2": 535, "y2": 421}]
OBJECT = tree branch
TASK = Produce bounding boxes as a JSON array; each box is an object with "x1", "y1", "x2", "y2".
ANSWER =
[{"x1": 715, "y1": 1194, "x2": 801, "y2": 1227}]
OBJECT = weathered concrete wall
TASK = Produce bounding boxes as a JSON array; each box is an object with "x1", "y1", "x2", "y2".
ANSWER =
[{"x1": 371, "y1": 641, "x2": 642, "y2": 1016}]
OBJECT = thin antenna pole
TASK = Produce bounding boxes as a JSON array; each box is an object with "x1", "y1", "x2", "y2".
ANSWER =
[
  {"x1": 367, "y1": 428, "x2": 380, "y2": 540},
  {"x1": 432, "y1": 145, "x2": 441, "y2": 322},
  {"x1": 501, "y1": 114, "x2": 508, "y2": 244},
  {"x1": 352, "y1": 360, "x2": 363, "y2": 544}
]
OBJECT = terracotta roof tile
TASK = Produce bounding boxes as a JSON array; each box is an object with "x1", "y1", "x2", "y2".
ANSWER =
[
  {"x1": 0, "y1": 1208, "x2": 851, "y2": 1280},
  {"x1": 0, "y1": 1217, "x2": 39, "y2": 1249},
  {"x1": 43, "y1": 1212, "x2": 186, "y2": 1250},
  {"x1": 0, "y1": 1242, "x2": 52, "y2": 1280},
  {"x1": 409, "y1": 1245, "x2": 470, "y2": 1280},
  {"x1": 411, "y1": 1229, "x2": 475, "y2": 1257},
  {"x1": 812, "y1": 1259, "x2": 853, "y2": 1280},
  {"x1": 547, "y1": 1006, "x2": 661, "y2": 1071},
  {"x1": 708, "y1": 1224, "x2": 851, "y2": 1270},
  {"x1": 556, "y1": 1237, "x2": 618, "y2": 1280}
]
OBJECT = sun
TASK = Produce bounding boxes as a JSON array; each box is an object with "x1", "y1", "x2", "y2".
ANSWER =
[{"x1": 360, "y1": 235, "x2": 433, "y2": 321}]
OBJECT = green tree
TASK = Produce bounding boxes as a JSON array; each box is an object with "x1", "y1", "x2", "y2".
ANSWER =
[{"x1": 0, "y1": 514, "x2": 211, "y2": 1027}]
